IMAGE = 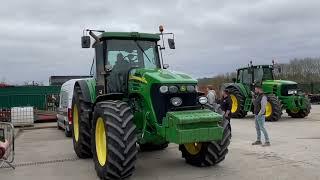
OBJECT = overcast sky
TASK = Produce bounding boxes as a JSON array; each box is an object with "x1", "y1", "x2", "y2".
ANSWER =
[{"x1": 1, "y1": 0, "x2": 320, "y2": 84}]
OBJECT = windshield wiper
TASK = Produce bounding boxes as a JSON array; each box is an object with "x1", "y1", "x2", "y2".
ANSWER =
[{"x1": 134, "y1": 41, "x2": 153, "y2": 64}]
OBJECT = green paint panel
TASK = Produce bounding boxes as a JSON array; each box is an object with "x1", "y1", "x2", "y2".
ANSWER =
[
  {"x1": 161, "y1": 109, "x2": 223, "y2": 144},
  {"x1": 0, "y1": 86, "x2": 60, "y2": 110},
  {"x1": 279, "y1": 95, "x2": 308, "y2": 110},
  {"x1": 84, "y1": 78, "x2": 96, "y2": 103}
]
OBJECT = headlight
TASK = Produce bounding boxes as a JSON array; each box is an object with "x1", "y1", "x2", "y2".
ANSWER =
[
  {"x1": 159, "y1": 86, "x2": 168, "y2": 93},
  {"x1": 288, "y1": 90, "x2": 297, "y2": 95},
  {"x1": 171, "y1": 97, "x2": 182, "y2": 106},
  {"x1": 199, "y1": 97, "x2": 208, "y2": 104},
  {"x1": 169, "y1": 86, "x2": 178, "y2": 93},
  {"x1": 187, "y1": 85, "x2": 195, "y2": 92}
]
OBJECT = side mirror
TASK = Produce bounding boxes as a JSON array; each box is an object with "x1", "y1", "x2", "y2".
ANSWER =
[
  {"x1": 163, "y1": 64, "x2": 169, "y2": 69},
  {"x1": 81, "y1": 36, "x2": 91, "y2": 48},
  {"x1": 168, "y1": 39, "x2": 175, "y2": 49},
  {"x1": 232, "y1": 78, "x2": 236, "y2": 83}
]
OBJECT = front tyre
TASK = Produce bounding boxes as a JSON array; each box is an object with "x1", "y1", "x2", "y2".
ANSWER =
[
  {"x1": 286, "y1": 98, "x2": 311, "y2": 118},
  {"x1": 179, "y1": 118, "x2": 231, "y2": 166},
  {"x1": 72, "y1": 86, "x2": 92, "y2": 158},
  {"x1": 265, "y1": 95, "x2": 282, "y2": 121},
  {"x1": 92, "y1": 101, "x2": 137, "y2": 180}
]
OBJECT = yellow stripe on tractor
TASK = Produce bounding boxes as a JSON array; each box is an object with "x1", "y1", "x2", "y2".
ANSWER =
[{"x1": 129, "y1": 75, "x2": 147, "y2": 84}]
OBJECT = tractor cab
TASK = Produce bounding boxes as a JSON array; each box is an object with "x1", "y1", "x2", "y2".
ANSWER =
[
  {"x1": 236, "y1": 65, "x2": 274, "y2": 87},
  {"x1": 104, "y1": 39, "x2": 161, "y2": 93},
  {"x1": 84, "y1": 29, "x2": 175, "y2": 97}
]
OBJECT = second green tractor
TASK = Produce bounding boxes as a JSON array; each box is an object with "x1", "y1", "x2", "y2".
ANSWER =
[
  {"x1": 224, "y1": 63, "x2": 311, "y2": 121},
  {"x1": 71, "y1": 27, "x2": 231, "y2": 179}
]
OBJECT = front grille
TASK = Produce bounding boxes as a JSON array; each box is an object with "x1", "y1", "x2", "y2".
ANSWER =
[
  {"x1": 281, "y1": 84, "x2": 298, "y2": 96},
  {"x1": 150, "y1": 84, "x2": 198, "y2": 124}
]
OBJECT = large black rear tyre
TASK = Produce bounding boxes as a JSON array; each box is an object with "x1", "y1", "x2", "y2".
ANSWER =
[
  {"x1": 179, "y1": 118, "x2": 231, "y2": 166},
  {"x1": 71, "y1": 85, "x2": 92, "y2": 158},
  {"x1": 226, "y1": 86, "x2": 247, "y2": 118},
  {"x1": 286, "y1": 98, "x2": 311, "y2": 118},
  {"x1": 92, "y1": 100, "x2": 137, "y2": 180},
  {"x1": 265, "y1": 95, "x2": 282, "y2": 121}
]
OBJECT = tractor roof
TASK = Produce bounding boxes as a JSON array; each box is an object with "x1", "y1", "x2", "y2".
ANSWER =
[
  {"x1": 99, "y1": 32, "x2": 160, "y2": 41},
  {"x1": 237, "y1": 65, "x2": 273, "y2": 71}
]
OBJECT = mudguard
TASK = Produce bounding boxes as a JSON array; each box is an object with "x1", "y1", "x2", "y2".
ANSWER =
[
  {"x1": 224, "y1": 83, "x2": 250, "y2": 97},
  {"x1": 95, "y1": 93, "x2": 124, "y2": 105},
  {"x1": 75, "y1": 80, "x2": 92, "y2": 103}
]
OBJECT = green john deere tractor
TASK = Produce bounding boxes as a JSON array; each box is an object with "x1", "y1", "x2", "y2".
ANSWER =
[
  {"x1": 71, "y1": 27, "x2": 231, "y2": 179},
  {"x1": 224, "y1": 63, "x2": 311, "y2": 121}
]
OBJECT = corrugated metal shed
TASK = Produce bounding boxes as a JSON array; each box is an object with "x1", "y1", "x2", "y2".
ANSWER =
[{"x1": 0, "y1": 86, "x2": 60, "y2": 110}]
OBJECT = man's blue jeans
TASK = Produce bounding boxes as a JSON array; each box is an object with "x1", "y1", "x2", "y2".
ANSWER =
[{"x1": 255, "y1": 115, "x2": 270, "y2": 142}]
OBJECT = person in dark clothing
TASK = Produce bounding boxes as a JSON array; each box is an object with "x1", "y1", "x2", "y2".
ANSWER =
[
  {"x1": 252, "y1": 84, "x2": 270, "y2": 146},
  {"x1": 220, "y1": 89, "x2": 232, "y2": 120},
  {"x1": 107, "y1": 53, "x2": 130, "y2": 93}
]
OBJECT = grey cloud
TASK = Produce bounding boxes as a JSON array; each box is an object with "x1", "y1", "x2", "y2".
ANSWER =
[{"x1": 0, "y1": 0, "x2": 320, "y2": 84}]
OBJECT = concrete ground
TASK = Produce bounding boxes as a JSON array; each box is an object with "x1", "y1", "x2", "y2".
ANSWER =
[{"x1": 1, "y1": 106, "x2": 320, "y2": 180}]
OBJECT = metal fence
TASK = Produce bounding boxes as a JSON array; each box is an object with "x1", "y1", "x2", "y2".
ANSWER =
[{"x1": 0, "y1": 122, "x2": 15, "y2": 169}]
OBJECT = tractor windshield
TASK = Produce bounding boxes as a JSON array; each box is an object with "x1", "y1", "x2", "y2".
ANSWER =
[
  {"x1": 105, "y1": 39, "x2": 161, "y2": 93},
  {"x1": 254, "y1": 67, "x2": 274, "y2": 82},
  {"x1": 106, "y1": 40, "x2": 161, "y2": 69}
]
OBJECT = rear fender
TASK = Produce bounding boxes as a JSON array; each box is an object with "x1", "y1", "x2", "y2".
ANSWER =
[
  {"x1": 224, "y1": 83, "x2": 250, "y2": 97},
  {"x1": 74, "y1": 80, "x2": 92, "y2": 103},
  {"x1": 224, "y1": 83, "x2": 252, "y2": 111},
  {"x1": 94, "y1": 93, "x2": 125, "y2": 106}
]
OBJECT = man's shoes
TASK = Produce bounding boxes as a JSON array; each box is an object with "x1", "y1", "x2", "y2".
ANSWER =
[
  {"x1": 262, "y1": 142, "x2": 271, "y2": 147},
  {"x1": 251, "y1": 141, "x2": 262, "y2": 145}
]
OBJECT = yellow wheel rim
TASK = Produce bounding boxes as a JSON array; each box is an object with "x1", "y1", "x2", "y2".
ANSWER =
[
  {"x1": 95, "y1": 117, "x2": 107, "y2": 166},
  {"x1": 291, "y1": 109, "x2": 299, "y2": 113},
  {"x1": 230, "y1": 94, "x2": 238, "y2": 113},
  {"x1": 73, "y1": 105, "x2": 79, "y2": 142},
  {"x1": 265, "y1": 102, "x2": 272, "y2": 118},
  {"x1": 184, "y1": 143, "x2": 202, "y2": 155}
]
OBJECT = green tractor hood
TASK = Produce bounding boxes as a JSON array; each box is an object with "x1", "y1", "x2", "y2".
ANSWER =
[
  {"x1": 262, "y1": 80, "x2": 298, "y2": 94},
  {"x1": 263, "y1": 80, "x2": 297, "y2": 86},
  {"x1": 130, "y1": 68, "x2": 198, "y2": 84}
]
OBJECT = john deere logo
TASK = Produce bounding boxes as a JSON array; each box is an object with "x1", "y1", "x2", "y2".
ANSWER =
[{"x1": 180, "y1": 86, "x2": 186, "y2": 92}]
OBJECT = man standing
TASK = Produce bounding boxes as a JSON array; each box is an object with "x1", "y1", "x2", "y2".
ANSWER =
[
  {"x1": 220, "y1": 89, "x2": 232, "y2": 120},
  {"x1": 206, "y1": 85, "x2": 217, "y2": 106},
  {"x1": 206, "y1": 86, "x2": 221, "y2": 113},
  {"x1": 252, "y1": 85, "x2": 271, "y2": 146}
]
